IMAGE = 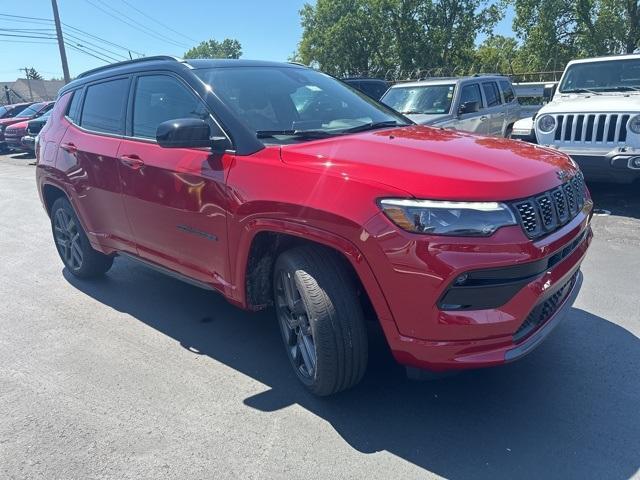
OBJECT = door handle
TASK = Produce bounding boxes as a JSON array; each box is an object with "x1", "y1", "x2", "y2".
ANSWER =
[
  {"x1": 61, "y1": 142, "x2": 77, "y2": 154},
  {"x1": 119, "y1": 154, "x2": 145, "y2": 170},
  {"x1": 480, "y1": 116, "x2": 488, "y2": 121}
]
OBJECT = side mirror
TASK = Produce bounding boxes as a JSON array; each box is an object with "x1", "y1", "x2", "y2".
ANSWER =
[
  {"x1": 458, "y1": 100, "x2": 480, "y2": 115},
  {"x1": 543, "y1": 84, "x2": 557, "y2": 102},
  {"x1": 156, "y1": 118, "x2": 230, "y2": 152}
]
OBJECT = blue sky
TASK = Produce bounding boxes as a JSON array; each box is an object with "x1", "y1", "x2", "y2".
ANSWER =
[{"x1": 0, "y1": 0, "x2": 515, "y2": 80}]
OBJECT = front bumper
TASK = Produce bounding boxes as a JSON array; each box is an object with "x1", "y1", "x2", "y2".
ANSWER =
[
  {"x1": 362, "y1": 202, "x2": 592, "y2": 371},
  {"x1": 20, "y1": 135, "x2": 35, "y2": 152},
  {"x1": 556, "y1": 147, "x2": 640, "y2": 183}
]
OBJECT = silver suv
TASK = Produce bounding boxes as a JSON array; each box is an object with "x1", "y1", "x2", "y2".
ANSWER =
[{"x1": 381, "y1": 75, "x2": 521, "y2": 137}]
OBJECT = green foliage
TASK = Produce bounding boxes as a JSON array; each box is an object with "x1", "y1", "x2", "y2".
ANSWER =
[
  {"x1": 184, "y1": 38, "x2": 243, "y2": 59},
  {"x1": 25, "y1": 68, "x2": 43, "y2": 80}
]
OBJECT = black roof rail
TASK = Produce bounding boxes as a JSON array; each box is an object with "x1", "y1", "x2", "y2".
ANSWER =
[{"x1": 77, "y1": 55, "x2": 184, "y2": 79}]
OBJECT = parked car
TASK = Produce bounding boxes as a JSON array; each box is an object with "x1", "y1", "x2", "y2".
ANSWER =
[
  {"x1": 3, "y1": 119, "x2": 31, "y2": 151},
  {"x1": 36, "y1": 57, "x2": 592, "y2": 395},
  {"x1": 343, "y1": 77, "x2": 390, "y2": 100},
  {"x1": 512, "y1": 82, "x2": 558, "y2": 118},
  {"x1": 21, "y1": 110, "x2": 52, "y2": 152},
  {"x1": 0, "y1": 101, "x2": 54, "y2": 151},
  {"x1": 381, "y1": 75, "x2": 521, "y2": 137},
  {"x1": 529, "y1": 53, "x2": 640, "y2": 183},
  {"x1": 0, "y1": 102, "x2": 35, "y2": 119}
]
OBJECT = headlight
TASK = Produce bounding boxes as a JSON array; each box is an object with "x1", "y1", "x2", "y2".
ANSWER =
[
  {"x1": 537, "y1": 115, "x2": 556, "y2": 133},
  {"x1": 628, "y1": 115, "x2": 640, "y2": 134},
  {"x1": 379, "y1": 199, "x2": 517, "y2": 237}
]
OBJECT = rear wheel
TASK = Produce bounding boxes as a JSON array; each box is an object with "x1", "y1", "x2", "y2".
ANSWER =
[
  {"x1": 273, "y1": 246, "x2": 368, "y2": 396},
  {"x1": 50, "y1": 197, "x2": 113, "y2": 278}
]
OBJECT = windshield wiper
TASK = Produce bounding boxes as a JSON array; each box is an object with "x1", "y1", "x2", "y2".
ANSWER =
[
  {"x1": 338, "y1": 120, "x2": 406, "y2": 134},
  {"x1": 601, "y1": 86, "x2": 640, "y2": 92},
  {"x1": 400, "y1": 110, "x2": 425, "y2": 115},
  {"x1": 561, "y1": 88, "x2": 601, "y2": 95},
  {"x1": 256, "y1": 129, "x2": 336, "y2": 139}
]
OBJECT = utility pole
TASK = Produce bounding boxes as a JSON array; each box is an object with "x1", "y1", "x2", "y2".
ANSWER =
[
  {"x1": 19, "y1": 68, "x2": 34, "y2": 101},
  {"x1": 4, "y1": 85, "x2": 10, "y2": 104},
  {"x1": 51, "y1": 0, "x2": 71, "y2": 83}
]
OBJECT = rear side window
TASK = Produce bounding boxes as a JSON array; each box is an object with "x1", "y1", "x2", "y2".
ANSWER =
[
  {"x1": 81, "y1": 78, "x2": 129, "y2": 135},
  {"x1": 482, "y1": 82, "x2": 501, "y2": 107},
  {"x1": 67, "y1": 90, "x2": 82, "y2": 124},
  {"x1": 132, "y1": 75, "x2": 214, "y2": 139},
  {"x1": 460, "y1": 83, "x2": 483, "y2": 108},
  {"x1": 499, "y1": 80, "x2": 515, "y2": 103}
]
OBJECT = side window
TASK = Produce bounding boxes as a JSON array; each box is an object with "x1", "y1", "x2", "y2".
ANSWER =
[
  {"x1": 460, "y1": 83, "x2": 483, "y2": 109},
  {"x1": 81, "y1": 78, "x2": 128, "y2": 134},
  {"x1": 132, "y1": 75, "x2": 217, "y2": 139},
  {"x1": 482, "y1": 82, "x2": 501, "y2": 107},
  {"x1": 499, "y1": 80, "x2": 515, "y2": 103},
  {"x1": 67, "y1": 90, "x2": 82, "y2": 124}
]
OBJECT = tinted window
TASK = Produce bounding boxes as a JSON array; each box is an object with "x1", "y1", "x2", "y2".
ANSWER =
[
  {"x1": 81, "y1": 78, "x2": 128, "y2": 134},
  {"x1": 460, "y1": 83, "x2": 483, "y2": 109},
  {"x1": 499, "y1": 80, "x2": 515, "y2": 103},
  {"x1": 15, "y1": 103, "x2": 46, "y2": 118},
  {"x1": 67, "y1": 90, "x2": 82, "y2": 123},
  {"x1": 358, "y1": 81, "x2": 389, "y2": 100},
  {"x1": 132, "y1": 75, "x2": 214, "y2": 139},
  {"x1": 482, "y1": 82, "x2": 501, "y2": 107}
]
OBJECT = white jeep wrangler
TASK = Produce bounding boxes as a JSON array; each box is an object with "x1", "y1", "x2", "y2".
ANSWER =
[{"x1": 516, "y1": 54, "x2": 640, "y2": 183}]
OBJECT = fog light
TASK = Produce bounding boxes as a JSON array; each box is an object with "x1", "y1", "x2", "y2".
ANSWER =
[
  {"x1": 455, "y1": 273, "x2": 469, "y2": 286},
  {"x1": 629, "y1": 156, "x2": 640, "y2": 169}
]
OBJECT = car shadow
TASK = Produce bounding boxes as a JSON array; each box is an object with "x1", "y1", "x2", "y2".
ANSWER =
[
  {"x1": 63, "y1": 258, "x2": 640, "y2": 480},
  {"x1": 587, "y1": 180, "x2": 640, "y2": 220}
]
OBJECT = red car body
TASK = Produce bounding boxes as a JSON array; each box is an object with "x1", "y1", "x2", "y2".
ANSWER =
[
  {"x1": 3, "y1": 119, "x2": 30, "y2": 150},
  {"x1": 35, "y1": 59, "x2": 592, "y2": 382}
]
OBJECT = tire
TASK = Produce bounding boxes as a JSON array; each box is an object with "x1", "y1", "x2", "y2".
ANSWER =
[
  {"x1": 50, "y1": 197, "x2": 113, "y2": 278},
  {"x1": 273, "y1": 245, "x2": 368, "y2": 396}
]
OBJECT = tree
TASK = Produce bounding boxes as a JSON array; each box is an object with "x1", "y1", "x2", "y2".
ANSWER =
[
  {"x1": 296, "y1": 0, "x2": 503, "y2": 78},
  {"x1": 184, "y1": 38, "x2": 242, "y2": 59},
  {"x1": 25, "y1": 68, "x2": 43, "y2": 80},
  {"x1": 474, "y1": 35, "x2": 521, "y2": 73}
]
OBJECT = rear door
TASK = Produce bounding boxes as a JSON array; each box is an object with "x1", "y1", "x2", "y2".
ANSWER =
[
  {"x1": 116, "y1": 72, "x2": 233, "y2": 289},
  {"x1": 57, "y1": 76, "x2": 136, "y2": 254},
  {"x1": 455, "y1": 83, "x2": 488, "y2": 134},
  {"x1": 480, "y1": 81, "x2": 505, "y2": 136},
  {"x1": 498, "y1": 79, "x2": 520, "y2": 134}
]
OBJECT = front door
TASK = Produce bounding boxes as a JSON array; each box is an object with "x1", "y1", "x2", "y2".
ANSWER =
[
  {"x1": 117, "y1": 73, "x2": 233, "y2": 289},
  {"x1": 456, "y1": 83, "x2": 488, "y2": 134}
]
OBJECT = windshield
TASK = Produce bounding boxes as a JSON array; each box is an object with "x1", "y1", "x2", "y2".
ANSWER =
[
  {"x1": 15, "y1": 102, "x2": 45, "y2": 118},
  {"x1": 381, "y1": 84, "x2": 455, "y2": 114},
  {"x1": 194, "y1": 66, "x2": 408, "y2": 142},
  {"x1": 559, "y1": 58, "x2": 640, "y2": 93}
]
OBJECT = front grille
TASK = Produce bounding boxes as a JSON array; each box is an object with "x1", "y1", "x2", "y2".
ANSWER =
[
  {"x1": 512, "y1": 173, "x2": 588, "y2": 239},
  {"x1": 552, "y1": 113, "x2": 630, "y2": 145},
  {"x1": 513, "y1": 271, "x2": 578, "y2": 343}
]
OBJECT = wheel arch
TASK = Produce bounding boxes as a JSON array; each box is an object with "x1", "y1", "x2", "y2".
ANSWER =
[{"x1": 235, "y1": 219, "x2": 395, "y2": 329}]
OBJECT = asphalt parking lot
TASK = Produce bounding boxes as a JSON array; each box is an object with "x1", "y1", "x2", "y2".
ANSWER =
[{"x1": 0, "y1": 151, "x2": 638, "y2": 480}]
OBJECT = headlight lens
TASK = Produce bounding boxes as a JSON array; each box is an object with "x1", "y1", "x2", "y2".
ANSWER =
[
  {"x1": 537, "y1": 115, "x2": 556, "y2": 133},
  {"x1": 379, "y1": 199, "x2": 517, "y2": 236},
  {"x1": 628, "y1": 115, "x2": 640, "y2": 134}
]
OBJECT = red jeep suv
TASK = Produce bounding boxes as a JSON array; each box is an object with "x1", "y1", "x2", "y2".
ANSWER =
[{"x1": 36, "y1": 57, "x2": 593, "y2": 395}]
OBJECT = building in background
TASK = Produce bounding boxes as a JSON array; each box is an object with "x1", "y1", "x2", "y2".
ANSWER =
[{"x1": 1, "y1": 78, "x2": 65, "y2": 105}]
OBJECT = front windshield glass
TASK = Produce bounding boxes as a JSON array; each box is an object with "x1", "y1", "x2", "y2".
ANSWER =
[
  {"x1": 15, "y1": 103, "x2": 45, "y2": 118},
  {"x1": 194, "y1": 66, "x2": 408, "y2": 141},
  {"x1": 381, "y1": 84, "x2": 455, "y2": 114},
  {"x1": 559, "y1": 58, "x2": 640, "y2": 93}
]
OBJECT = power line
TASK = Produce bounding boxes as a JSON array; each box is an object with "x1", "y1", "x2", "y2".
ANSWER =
[
  {"x1": 0, "y1": 39, "x2": 57, "y2": 45},
  {"x1": 63, "y1": 31, "x2": 129, "y2": 60},
  {"x1": 84, "y1": 0, "x2": 188, "y2": 50},
  {"x1": 119, "y1": 0, "x2": 198, "y2": 43},
  {"x1": 0, "y1": 33, "x2": 57, "y2": 40},
  {"x1": 65, "y1": 42, "x2": 112, "y2": 64},
  {"x1": 62, "y1": 23, "x2": 144, "y2": 57}
]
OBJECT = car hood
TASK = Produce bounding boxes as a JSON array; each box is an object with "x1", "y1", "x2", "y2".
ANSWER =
[
  {"x1": 541, "y1": 94, "x2": 640, "y2": 114},
  {"x1": 279, "y1": 126, "x2": 576, "y2": 201},
  {"x1": 0, "y1": 117, "x2": 29, "y2": 127},
  {"x1": 5, "y1": 120, "x2": 29, "y2": 132},
  {"x1": 404, "y1": 113, "x2": 451, "y2": 125}
]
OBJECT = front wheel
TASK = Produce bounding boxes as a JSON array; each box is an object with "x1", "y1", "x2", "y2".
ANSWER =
[{"x1": 273, "y1": 246, "x2": 368, "y2": 396}]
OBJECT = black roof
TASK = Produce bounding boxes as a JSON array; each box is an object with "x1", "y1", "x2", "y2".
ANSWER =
[{"x1": 60, "y1": 57, "x2": 307, "y2": 95}]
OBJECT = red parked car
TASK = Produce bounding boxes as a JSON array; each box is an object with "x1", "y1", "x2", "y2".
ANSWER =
[
  {"x1": 36, "y1": 57, "x2": 593, "y2": 395},
  {"x1": 0, "y1": 101, "x2": 54, "y2": 151}
]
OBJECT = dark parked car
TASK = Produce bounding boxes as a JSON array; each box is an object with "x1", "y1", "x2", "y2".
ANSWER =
[
  {"x1": 21, "y1": 110, "x2": 52, "y2": 152},
  {"x1": 37, "y1": 57, "x2": 591, "y2": 395},
  {"x1": 343, "y1": 77, "x2": 390, "y2": 100},
  {"x1": 0, "y1": 102, "x2": 35, "y2": 119}
]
